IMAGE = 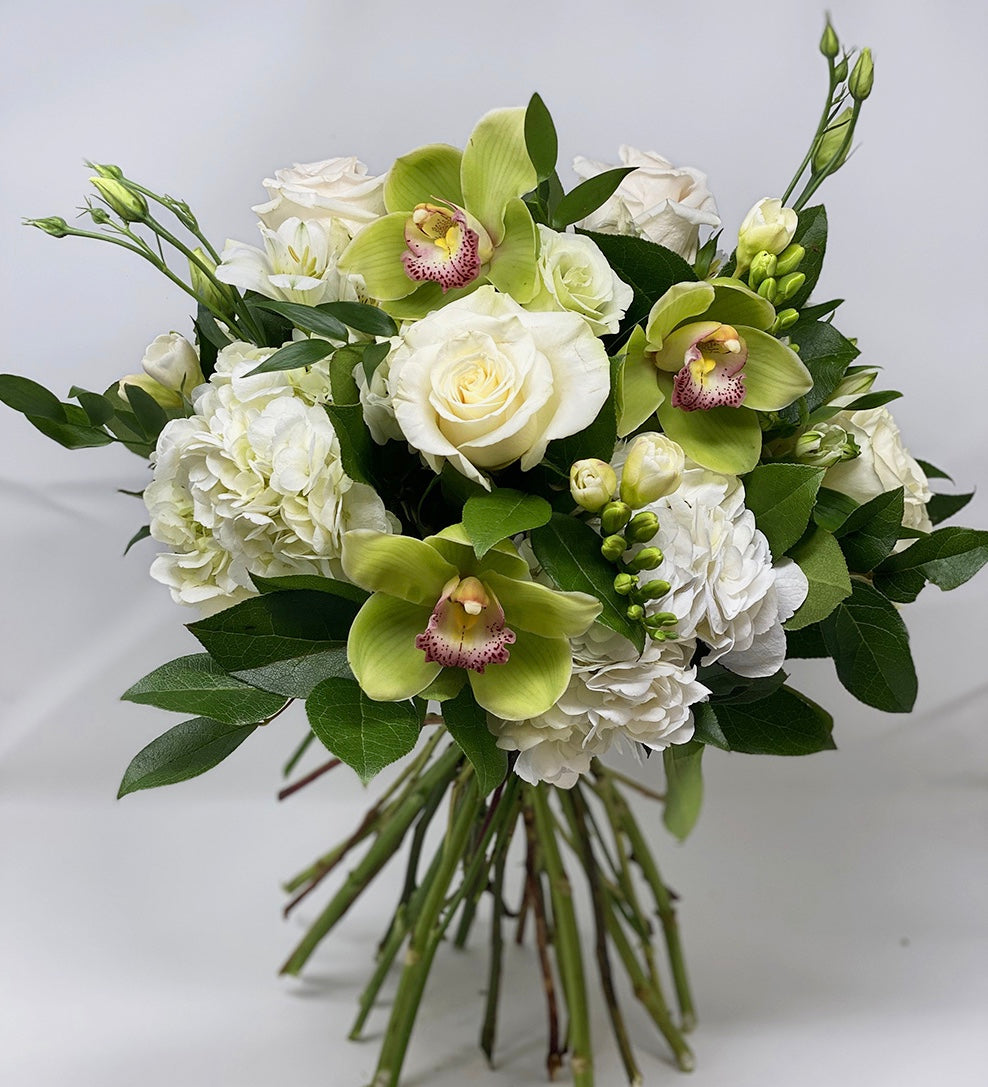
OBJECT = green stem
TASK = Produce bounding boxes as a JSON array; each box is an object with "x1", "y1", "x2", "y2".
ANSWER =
[
  {"x1": 781, "y1": 61, "x2": 839, "y2": 205},
  {"x1": 792, "y1": 99, "x2": 863, "y2": 212},
  {"x1": 594, "y1": 762, "x2": 666, "y2": 805},
  {"x1": 279, "y1": 745, "x2": 461, "y2": 976},
  {"x1": 479, "y1": 794, "x2": 518, "y2": 1065},
  {"x1": 531, "y1": 786, "x2": 594, "y2": 1087},
  {"x1": 282, "y1": 731, "x2": 315, "y2": 778}
]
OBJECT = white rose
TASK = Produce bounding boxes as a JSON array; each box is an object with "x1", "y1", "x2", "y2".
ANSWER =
[
  {"x1": 736, "y1": 197, "x2": 798, "y2": 270},
  {"x1": 252, "y1": 156, "x2": 386, "y2": 236},
  {"x1": 386, "y1": 286, "x2": 611, "y2": 487},
  {"x1": 619, "y1": 432, "x2": 685, "y2": 507},
  {"x1": 572, "y1": 146, "x2": 720, "y2": 261},
  {"x1": 141, "y1": 333, "x2": 204, "y2": 394},
  {"x1": 526, "y1": 225, "x2": 633, "y2": 335},
  {"x1": 824, "y1": 407, "x2": 933, "y2": 534}
]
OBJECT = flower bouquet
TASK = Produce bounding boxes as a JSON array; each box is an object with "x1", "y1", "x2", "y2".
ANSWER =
[{"x1": 4, "y1": 19, "x2": 986, "y2": 1087}]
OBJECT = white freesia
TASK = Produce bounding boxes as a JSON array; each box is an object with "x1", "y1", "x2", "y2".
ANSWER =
[
  {"x1": 570, "y1": 458, "x2": 617, "y2": 512},
  {"x1": 824, "y1": 406, "x2": 933, "y2": 534},
  {"x1": 385, "y1": 286, "x2": 611, "y2": 487},
  {"x1": 572, "y1": 146, "x2": 720, "y2": 260},
  {"x1": 252, "y1": 157, "x2": 386, "y2": 235},
  {"x1": 526, "y1": 225, "x2": 632, "y2": 335},
  {"x1": 620, "y1": 462, "x2": 808, "y2": 677},
  {"x1": 216, "y1": 217, "x2": 361, "y2": 306},
  {"x1": 141, "y1": 333, "x2": 204, "y2": 393},
  {"x1": 491, "y1": 639, "x2": 708, "y2": 788},
  {"x1": 620, "y1": 432, "x2": 685, "y2": 507},
  {"x1": 736, "y1": 198, "x2": 798, "y2": 270},
  {"x1": 144, "y1": 340, "x2": 392, "y2": 610}
]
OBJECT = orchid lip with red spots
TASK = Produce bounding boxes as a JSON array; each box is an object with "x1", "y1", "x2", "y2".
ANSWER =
[
  {"x1": 671, "y1": 324, "x2": 748, "y2": 412},
  {"x1": 401, "y1": 201, "x2": 490, "y2": 292},
  {"x1": 414, "y1": 575, "x2": 516, "y2": 673}
]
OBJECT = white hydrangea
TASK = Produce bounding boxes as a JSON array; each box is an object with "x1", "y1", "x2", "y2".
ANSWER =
[
  {"x1": 623, "y1": 463, "x2": 808, "y2": 678},
  {"x1": 491, "y1": 638, "x2": 708, "y2": 789},
  {"x1": 144, "y1": 340, "x2": 392, "y2": 611}
]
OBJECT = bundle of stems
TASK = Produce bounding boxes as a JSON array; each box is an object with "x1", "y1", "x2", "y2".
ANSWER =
[{"x1": 279, "y1": 725, "x2": 696, "y2": 1087}]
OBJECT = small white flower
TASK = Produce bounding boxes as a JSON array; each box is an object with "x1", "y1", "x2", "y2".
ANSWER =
[
  {"x1": 525, "y1": 225, "x2": 632, "y2": 335},
  {"x1": 572, "y1": 146, "x2": 720, "y2": 260},
  {"x1": 736, "y1": 198, "x2": 798, "y2": 271},
  {"x1": 570, "y1": 458, "x2": 618, "y2": 512},
  {"x1": 620, "y1": 432, "x2": 685, "y2": 507},
  {"x1": 252, "y1": 156, "x2": 386, "y2": 235},
  {"x1": 385, "y1": 286, "x2": 611, "y2": 487},
  {"x1": 141, "y1": 333, "x2": 203, "y2": 394}
]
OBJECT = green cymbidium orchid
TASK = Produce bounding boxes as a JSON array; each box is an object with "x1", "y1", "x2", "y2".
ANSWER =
[
  {"x1": 339, "y1": 109, "x2": 539, "y2": 319},
  {"x1": 617, "y1": 279, "x2": 812, "y2": 474},
  {"x1": 341, "y1": 526, "x2": 601, "y2": 721}
]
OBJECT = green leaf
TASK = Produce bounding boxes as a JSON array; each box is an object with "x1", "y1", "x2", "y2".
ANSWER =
[
  {"x1": 305, "y1": 676, "x2": 421, "y2": 784},
  {"x1": 812, "y1": 487, "x2": 860, "y2": 533},
  {"x1": 318, "y1": 301, "x2": 398, "y2": 338},
  {"x1": 249, "y1": 572, "x2": 368, "y2": 606},
  {"x1": 0, "y1": 374, "x2": 67, "y2": 420},
  {"x1": 698, "y1": 666, "x2": 788, "y2": 705},
  {"x1": 117, "y1": 717, "x2": 257, "y2": 798},
  {"x1": 524, "y1": 92, "x2": 558, "y2": 183},
  {"x1": 926, "y1": 491, "x2": 974, "y2": 526},
  {"x1": 441, "y1": 686, "x2": 508, "y2": 796},
  {"x1": 874, "y1": 527, "x2": 988, "y2": 603},
  {"x1": 841, "y1": 389, "x2": 903, "y2": 412},
  {"x1": 785, "y1": 526, "x2": 851, "y2": 629},
  {"x1": 361, "y1": 340, "x2": 391, "y2": 383},
  {"x1": 247, "y1": 299, "x2": 348, "y2": 342},
  {"x1": 916, "y1": 459, "x2": 952, "y2": 483},
  {"x1": 232, "y1": 645, "x2": 352, "y2": 699},
  {"x1": 324, "y1": 403, "x2": 376, "y2": 485},
  {"x1": 662, "y1": 740, "x2": 704, "y2": 841},
  {"x1": 123, "y1": 524, "x2": 151, "y2": 555},
  {"x1": 691, "y1": 702, "x2": 730, "y2": 751},
  {"x1": 529, "y1": 514, "x2": 645, "y2": 652},
  {"x1": 820, "y1": 580, "x2": 917, "y2": 712},
  {"x1": 551, "y1": 167, "x2": 635, "y2": 230},
  {"x1": 696, "y1": 686, "x2": 836, "y2": 755},
  {"x1": 244, "y1": 338, "x2": 334, "y2": 376},
  {"x1": 785, "y1": 320, "x2": 859, "y2": 415},
  {"x1": 463, "y1": 488, "x2": 552, "y2": 558},
  {"x1": 123, "y1": 383, "x2": 168, "y2": 438},
  {"x1": 785, "y1": 624, "x2": 829, "y2": 659},
  {"x1": 122, "y1": 653, "x2": 286, "y2": 725},
  {"x1": 742, "y1": 463, "x2": 825, "y2": 558},
  {"x1": 188, "y1": 590, "x2": 360, "y2": 672},
  {"x1": 26, "y1": 414, "x2": 114, "y2": 449},
  {"x1": 787, "y1": 204, "x2": 827, "y2": 309},
  {"x1": 70, "y1": 386, "x2": 115, "y2": 426},
  {"x1": 835, "y1": 488, "x2": 905, "y2": 571},
  {"x1": 329, "y1": 345, "x2": 361, "y2": 405},
  {"x1": 579, "y1": 231, "x2": 697, "y2": 331}
]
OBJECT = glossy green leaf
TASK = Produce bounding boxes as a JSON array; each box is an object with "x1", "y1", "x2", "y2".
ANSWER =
[
  {"x1": 248, "y1": 299, "x2": 348, "y2": 342},
  {"x1": 926, "y1": 490, "x2": 974, "y2": 526},
  {"x1": 787, "y1": 204, "x2": 827, "y2": 309},
  {"x1": 820, "y1": 580, "x2": 917, "y2": 712},
  {"x1": 0, "y1": 374, "x2": 66, "y2": 420},
  {"x1": 784, "y1": 526, "x2": 851, "y2": 629},
  {"x1": 249, "y1": 572, "x2": 368, "y2": 605},
  {"x1": 123, "y1": 524, "x2": 151, "y2": 555},
  {"x1": 874, "y1": 527, "x2": 988, "y2": 603},
  {"x1": 232, "y1": 645, "x2": 352, "y2": 699},
  {"x1": 916, "y1": 459, "x2": 952, "y2": 482},
  {"x1": 324, "y1": 403, "x2": 376, "y2": 485},
  {"x1": 785, "y1": 624, "x2": 829, "y2": 659},
  {"x1": 244, "y1": 337, "x2": 334, "y2": 377},
  {"x1": 812, "y1": 487, "x2": 860, "y2": 533},
  {"x1": 694, "y1": 686, "x2": 836, "y2": 755},
  {"x1": 70, "y1": 386, "x2": 115, "y2": 426},
  {"x1": 835, "y1": 488, "x2": 905, "y2": 571},
  {"x1": 441, "y1": 686, "x2": 507, "y2": 796},
  {"x1": 329, "y1": 345, "x2": 360, "y2": 405},
  {"x1": 123, "y1": 383, "x2": 168, "y2": 437},
  {"x1": 524, "y1": 92, "x2": 558, "y2": 183},
  {"x1": 118, "y1": 717, "x2": 257, "y2": 798},
  {"x1": 662, "y1": 740, "x2": 704, "y2": 841},
  {"x1": 529, "y1": 514, "x2": 644, "y2": 652},
  {"x1": 743, "y1": 464, "x2": 825, "y2": 558},
  {"x1": 463, "y1": 488, "x2": 552, "y2": 557},
  {"x1": 306, "y1": 676, "x2": 421, "y2": 784},
  {"x1": 551, "y1": 167, "x2": 636, "y2": 230},
  {"x1": 123, "y1": 653, "x2": 286, "y2": 724},
  {"x1": 785, "y1": 319, "x2": 860, "y2": 415},
  {"x1": 361, "y1": 340, "x2": 391, "y2": 383},
  {"x1": 319, "y1": 301, "x2": 398, "y2": 338},
  {"x1": 26, "y1": 414, "x2": 114, "y2": 449}
]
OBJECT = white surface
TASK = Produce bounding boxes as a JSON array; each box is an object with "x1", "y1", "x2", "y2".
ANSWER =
[{"x1": 1, "y1": 1, "x2": 987, "y2": 1085}]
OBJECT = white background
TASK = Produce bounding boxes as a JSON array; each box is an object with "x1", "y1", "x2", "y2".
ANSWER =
[{"x1": 1, "y1": 1, "x2": 986, "y2": 1085}]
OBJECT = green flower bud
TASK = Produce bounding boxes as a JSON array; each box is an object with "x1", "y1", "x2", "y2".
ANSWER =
[
  {"x1": 833, "y1": 57, "x2": 849, "y2": 83},
  {"x1": 626, "y1": 604, "x2": 645, "y2": 622},
  {"x1": 613, "y1": 572, "x2": 637, "y2": 596},
  {"x1": 626, "y1": 510, "x2": 660, "y2": 544},
  {"x1": 812, "y1": 108, "x2": 853, "y2": 174},
  {"x1": 600, "y1": 500, "x2": 633, "y2": 534},
  {"x1": 188, "y1": 247, "x2": 229, "y2": 312},
  {"x1": 772, "y1": 308, "x2": 800, "y2": 334},
  {"x1": 795, "y1": 423, "x2": 860, "y2": 467},
  {"x1": 756, "y1": 277, "x2": 778, "y2": 303},
  {"x1": 600, "y1": 534, "x2": 628, "y2": 562},
  {"x1": 644, "y1": 611, "x2": 678, "y2": 629},
  {"x1": 648, "y1": 629, "x2": 669, "y2": 642},
  {"x1": 820, "y1": 20, "x2": 839, "y2": 59},
  {"x1": 628, "y1": 546, "x2": 663, "y2": 572},
  {"x1": 91, "y1": 176, "x2": 148, "y2": 223},
  {"x1": 89, "y1": 162, "x2": 124, "y2": 179},
  {"x1": 570, "y1": 458, "x2": 618, "y2": 513},
  {"x1": 776, "y1": 272, "x2": 806, "y2": 302},
  {"x1": 774, "y1": 243, "x2": 805, "y2": 276},
  {"x1": 830, "y1": 367, "x2": 878, "y2": 403},
  {"x1": 639, "y1": 579, "x2": 671, "y2": 600},
  {"x1": 748, "y1": 250, "x2": 778, "y2": 288},
  {"x1": 24, "y1": 216, "x2": 70, "y2": 237},
  {"x1": 849, "y1": 48, "x2": 874, "y2": 101}
]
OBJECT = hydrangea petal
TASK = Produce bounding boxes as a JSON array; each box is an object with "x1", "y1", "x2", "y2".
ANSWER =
[
  {"x1": 341, "y1": 530, "x2": 458, "y2": 605},
  {"x1": 468, "y1": 627, "x2": 572, "y2": 720},
  {"x1": 347, "y1": 593, "x2": 441, "y2": 701}
]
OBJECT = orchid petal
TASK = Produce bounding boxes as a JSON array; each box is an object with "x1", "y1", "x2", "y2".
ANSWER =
[
  {"x1": 740, "y1": 327, "x2": 813, "y2": 410},
  {"x1": 656, "y1": 374, "x2": 762, "y2": 474},
  {"x1": 468, "y1": 628, "x2": 572, "y2": 720},
  {"x1": 339, "y1": 213, "x2": 419, "y2": 301},
  {"x1": 650, "y1": 320, "x2": 723, "y2": 373},
  {"x1": 341, "y1": 530, "x2": 458, "y2": 605},
  {"x1": 384, "y1": 144, "x2": 463, "y2": 212},
  {"x1": 461, "y1": 108, "x2": 537, "y2": 243},
  {"x1": 616, "y1": 324, "x2": 665, "y2": 437},
  {"x1": 483, "y1": 570, "x2": 602, "y2": 638},
  {"x1": 347, "y1": 593, "x2": 441, "y2": 701},
  {"x1": 706, "y1": 279, "x2": 776, "y2": 331},
  {"x1": 644, "y1": 281, "x2": 715, "y2": 350},
  {"x1": 485, "y1": 197, "x2": 539, "y2": 303},
  {"x1": 426, "y1": 525, "x2": 532, "y2": 581}
]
